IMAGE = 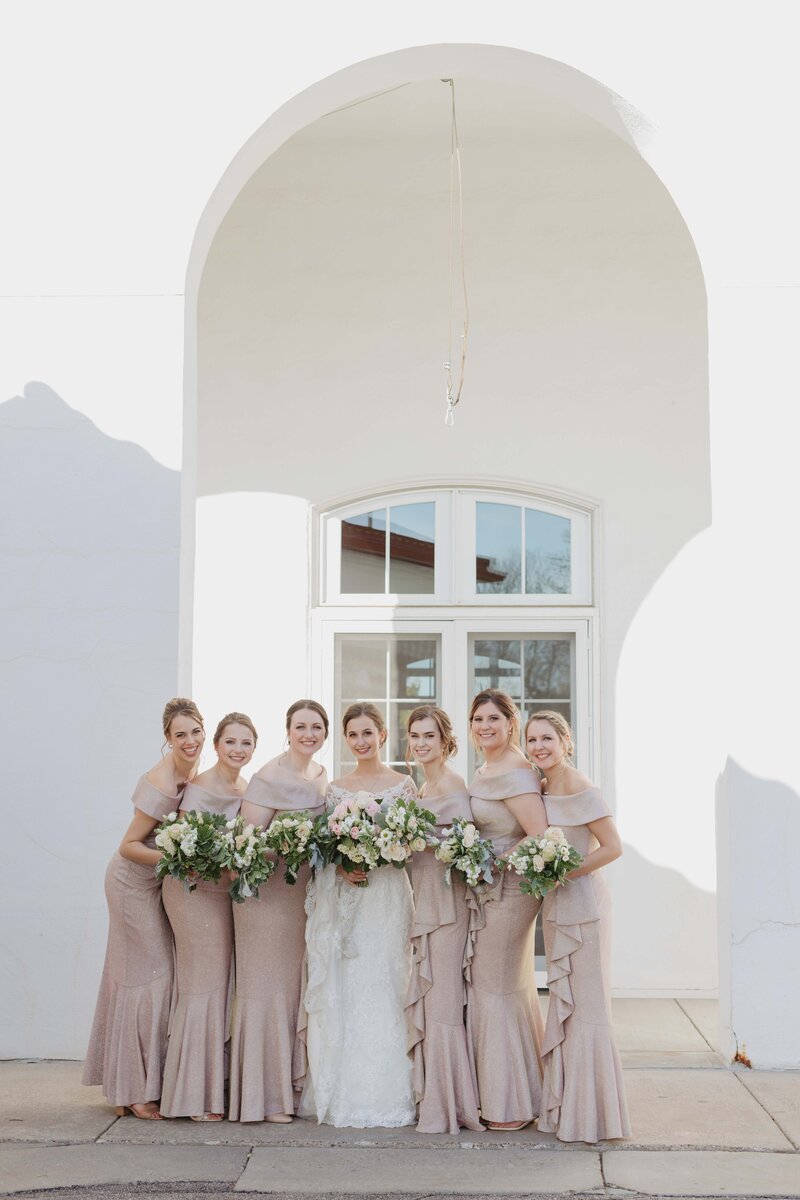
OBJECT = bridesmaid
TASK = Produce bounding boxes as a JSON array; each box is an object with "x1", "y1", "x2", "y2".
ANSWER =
[
  {"x1": 227, "y1": 700, "x2": 329, "y2": 1123},
  {"x1": 466, "y1": 688, "x2": 547, "y2": 1131},
  {"x1": 404, "y1": 705, "x2": 483, "y2": 1134},
  {"x1": 526, "y1": 711, "x2": 630, "y2": 1143},
  {"x1": 83, "y1": 698, "x2": 205, "y2": 1119},
  {"x1": 159, "y1": 712, "x2": 257, "y2": 1121}
]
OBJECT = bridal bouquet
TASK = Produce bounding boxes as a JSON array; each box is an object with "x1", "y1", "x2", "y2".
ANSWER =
[
  {"x1": 379, "y1": 795, "x2": 438, "y2": 867},
  {"x1": 434, "y1": 817, "x2": 496, "y2": 887},
  {"x1": 502, "y1": 826, "x2": 583, "y2": 898},
  {"x1": 216, "y1": 815, "x2": 276, "y2": 902},
  {"x1": 154, "y1": 809, "x2": 229, "y2": 891},
  {"x1": 324, "y1": 792, "x2": 385, "y2": 886},
  {"x1": 263, "y1": 810, "x2": 326, "y2": 884}
]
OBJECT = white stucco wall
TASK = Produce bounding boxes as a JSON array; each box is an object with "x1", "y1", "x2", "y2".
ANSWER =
[{"x1": 2, "y1": 2, "x2": 798, "y2": 1061}]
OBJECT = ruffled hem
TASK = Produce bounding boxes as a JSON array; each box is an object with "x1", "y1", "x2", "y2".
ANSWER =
[
  {"x1": 228, "y1": 995, "x2": 301, "y2": 1121},
  {"x1": 415, "y1": 1020, "x2": 483, "y2": 1134},
  {"x1": 82, "y1": 972, "x2": 171, "y2": 1107},
  {"x1": 159, "y1": 990, "x2": 228, "y2": 1117},
  {"x1": 467, "y1": 984, "x2": 543, "y2": 1124},
  {"x1": 538, "y1": 1017, "x2": 631, "y2": 1142},
  {"x1": 540, "y1": 878, "x2": 601, "y2": 1062}
]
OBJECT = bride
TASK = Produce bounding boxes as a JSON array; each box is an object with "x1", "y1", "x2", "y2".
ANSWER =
[{"x1": 300, "y1": 702, "x2": 417, "y2": 1128}]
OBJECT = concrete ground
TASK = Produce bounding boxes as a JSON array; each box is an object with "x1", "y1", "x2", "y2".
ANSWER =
[{"x1": 2, "y1": 1001, "x2": 799, "y2": 1198}]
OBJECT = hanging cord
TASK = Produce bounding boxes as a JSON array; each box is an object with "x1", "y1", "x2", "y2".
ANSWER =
[{"x1": 444, "y1": 79, "x2": 469, "y2": 426}]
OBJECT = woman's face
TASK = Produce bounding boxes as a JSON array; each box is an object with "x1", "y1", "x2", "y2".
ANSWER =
[
  {"x1": 470, "y1": 701, "x2": 509, "y2": 754},
  {"x1": 408, "y1": 716, "x2": 443, "y2": 765},
  {"x1": 288, "y1": 708, "x2": 327, "y2": 758},
  {"x1": 167, "y1": 713, "x2": 205, "y2": 768},
  {"x1": 526, "y1": 719, "x2": 563, "y2": 772},
  {"x1": 345, "y1": 717, "x2": 384, "y2": 762},
  {"x1": 215, "y1": 722, "x2": 256, "y2": 772}
]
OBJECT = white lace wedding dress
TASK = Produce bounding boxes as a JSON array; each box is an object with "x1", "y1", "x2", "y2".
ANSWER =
[{"x1": 299, "y1": 779, "x2": 417, "y2": 1128}]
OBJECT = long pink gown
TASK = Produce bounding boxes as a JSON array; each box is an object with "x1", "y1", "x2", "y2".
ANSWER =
[
  {"x1": 538, "y1": 788, "x2": 631, "y2": 1142},
  {"x1": 159, "y1": 782, "x2": 240, "y2": 1118},
  {"x1": 227, "y1": 757, "x2": 327, "y2": 1122},
  {"x1": 467, "y1": 766, "x2": 545, "y2": 1125},
  {"x1": 83, "y1": 775, "x2": 185, "y2": 1107},
  {"x1": 406, "y1": 788, "x2": 483, "y2": 1133}
]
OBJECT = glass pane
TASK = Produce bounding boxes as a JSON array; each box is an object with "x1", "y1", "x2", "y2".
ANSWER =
[
  {"x1": 523, "y1": 637, "x2": 572, "y2": 700},
  {"x1": 340, "y1": 508, "x2": 386, "y2": 593},
  {"x1": 390, "y1": 639, "x2": 438, "y2": 700},
  {"x1": 525, "y1": 509, "x2": 571, "y2": 594},
  {"x1": 389, "y1": 502, "x2": 435, "y2": 594},
  {"x1": 339, "y1": 637, "x2": 386, "y2": 698},
  {"x1": 389, "y1": 701, "x2": 420, "y2": 770},
  {"x1": 473, "y1": 639, "x2": 522, "y2": 698},
  {"x1": 476, "y1": 502, "x2": 521, "y2": 594}
]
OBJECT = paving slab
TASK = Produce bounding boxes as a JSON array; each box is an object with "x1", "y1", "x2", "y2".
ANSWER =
[
  {"x1": 0, "y1": 1062, "x2": 116, "y2": 1144},
  {"x1": 0, "y1": 1144, "x2": 249, "y2": 1195},
  {"x1": 679, "y1": 999, "x2": 722, "y2": 1051},
  {"x1": 621, "y1": 1051, "x2": 723, "y2": 1069},
  {"x1": 613, "y1": 999, "x2": 710, "y2": 1054},
  {"x1": 235, "y1": 1146, "x2": 602, "y2": 1193},
  {"x1": 622, "y1": 1069, "x2": 793, "y2": 1149},
  {"x1": 735, "y1": 1071, "x2": 800, "y2": 1149},
  {"x1": 100, "y1": 1115, "x2": 566, "y2": 1149},
  {"x1": 604, "y1": 1148, "x2": 800, "y2": 1196}
]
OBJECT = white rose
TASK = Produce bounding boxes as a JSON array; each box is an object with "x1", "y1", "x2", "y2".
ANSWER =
[
  {"x1": 411, "y1": 836, "x2": 427, "y2": 853},
  {"x1": 532, "y1": 853, "x2": 546, "y2": 873},
  {"x1": 166, "y1": 811, "x2": 178, "y2": 822},
  {"x1": 389, "y1": 843, "x2": 407, "y2": 862},
  {"x1": 462, "y1": 825, "x2": 477, "y2": 849},
  {"x1": 437, "y1": 843, "x2": 455, "y2": 862},
  {"x1": 545, "y1": 826, "x2": 567, "y2": 844},
  {"x1": 540, "y1": 843, "x2": 557, "y2": 862}
]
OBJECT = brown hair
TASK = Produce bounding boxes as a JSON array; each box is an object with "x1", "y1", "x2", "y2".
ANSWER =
[
  {"x1": 162, "y1": 697, "x2": 204, "y2": 739},
  {"x1": 406, "y1": 704, "x2": 457, "y2": 764},
  {"x1": 468, "y1": 688, "x2": 525, "y2": 757},
  {"x1": 213, "y1": 711, "x2": 258, "y2": 747},
  {"x1": 342, "y1": 701, "x2": 387, "y2": 745},
  {"x1": 286, "y1": 699, "x2": 330, "y2": 739},
  {"x1": 525, "y1": 709, "x2": 575, "y2": 764}
]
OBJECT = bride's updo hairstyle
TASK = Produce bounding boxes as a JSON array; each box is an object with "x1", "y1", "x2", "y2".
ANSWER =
[
  {"x1": 405, "y1": 704, "x2": 458, "y2": 764},
  {"x1": 525, "y1": 709, "x2": 575, "y2": 765},
  {"x1": 286, "y1": 698, "x2": 329, "y2": 739},
  {"x1": 213, "y1": 711, "x2": 258, "y2": 747},
  {"x1": 468, "y1": 687, "x2": 525, "y2": 758},
  {"x1": 342, "y1": 701, "x2": 387, "y2": 746},
  {"x1": 162, "y1": 697, "x2": 204, "y2": 739}
]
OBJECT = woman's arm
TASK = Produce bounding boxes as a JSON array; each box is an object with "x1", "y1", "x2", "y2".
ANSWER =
[
  {"x1": 239, "y1": 799, "x2": 274, "y2": 829},
  {"x1": 566, "y1": 816, "x2": 622, "y2": 879},
  {"x1": 118, "y1": 809, "x2": 162, "y2": 866},
  {"x1": 502, "y1": 790, "x2": 549, "y2": 853}
]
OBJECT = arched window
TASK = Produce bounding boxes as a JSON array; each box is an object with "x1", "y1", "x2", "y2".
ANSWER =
[{"x1": 315, "y1": 487, "x2": 596, "y2": 781}]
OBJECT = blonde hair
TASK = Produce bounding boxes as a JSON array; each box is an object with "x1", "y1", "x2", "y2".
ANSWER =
[
  {"x1": 342, "y1": 701, "x2": 386, "y2": 744},
  {"x1": 162, "y1": 697, "x2": 204, "y2": 740},
  {"x1": 525, "y1": 709, "x2": 575, "y2": 764},
  {"x1": 468, "y1": 688, "x2": 525, "y2": 757},
  {"x1": 286, "y1": 699, "x2": 329, "y2": 739},
  {"x1": 405, "y1": 704, "x2": 458, "y2": 766},
  {"x1": 213, "y1": 711, "x2": 258, "y2": 747}
]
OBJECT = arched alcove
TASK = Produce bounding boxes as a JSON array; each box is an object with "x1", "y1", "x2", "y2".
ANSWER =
[{"x1": 184, "y1": 46, "x2": 710, "y2": 995}]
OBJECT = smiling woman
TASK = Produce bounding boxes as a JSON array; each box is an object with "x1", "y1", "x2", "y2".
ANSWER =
[{"x1": 82, "y1": 698, "x2": 205, "y2": 1120}]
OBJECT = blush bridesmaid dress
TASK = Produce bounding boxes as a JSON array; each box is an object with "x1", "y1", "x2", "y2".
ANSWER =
[{"x1": 83, "y1": 775, "x2": 186, "y2": 1109}]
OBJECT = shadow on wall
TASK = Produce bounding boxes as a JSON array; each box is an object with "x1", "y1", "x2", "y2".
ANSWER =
[
  {"x1": 0, "y1": 382, "x2": 181, "y2": 1058},
  {"x1": 717, "y1": 758, "x2": 800, "y2": 1067},
  {"x1": 609, "y1": 843, "x2": 717, "y2": 995}
]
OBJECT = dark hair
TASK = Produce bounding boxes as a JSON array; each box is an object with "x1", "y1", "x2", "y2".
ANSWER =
[
  {"x1": 285, "y1": 699, "x2": 329, "y2": 739},
  {"x1": 342, "y1": 701, "x2": 386, "y2": 744},
  {"x1": 213, "y1": 711, "x2": 258, "y2": 747},
  {"x1": 406, "y1": 704, "x2": 458, "y2": 763}
]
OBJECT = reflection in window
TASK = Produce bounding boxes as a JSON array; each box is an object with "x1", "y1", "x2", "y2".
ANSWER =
[
  {"x1": 341, "y1": 509, "x2": 386, "y2": 593},
  {"x1": 389, "y1": 503, "x2": 435, "y2": 594},
  {"x1": 341, "y1": 503, "x2": 435, "y2": 595},
  {"x1": 525, "y1": 509, "x2": 571, "y2": 594},
  {"x1": 335, "y1": 634, "x2": 440, "y2": 780},
  {"x1": 476, "y1": 503, "x2": 521, "y2": 593}
]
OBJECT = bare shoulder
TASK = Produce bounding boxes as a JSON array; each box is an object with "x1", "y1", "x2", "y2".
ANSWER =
[
  {"x1": 190, "y1": 766, "x2": 216, "y2": 788},
  {"x1": 567, "y1": 768, "x2": 595, "y2": 793},
  {"x1": 251, "y1": 754, "x2": 282, "y2": 781}
]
